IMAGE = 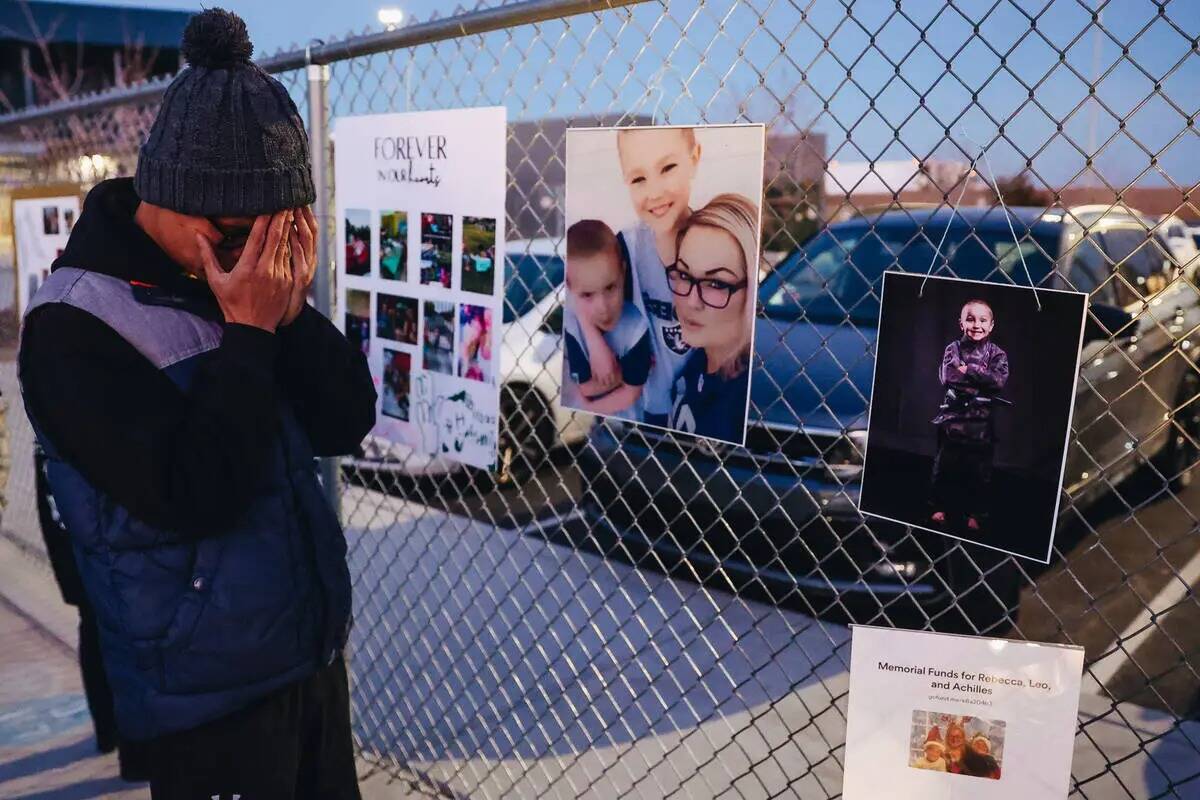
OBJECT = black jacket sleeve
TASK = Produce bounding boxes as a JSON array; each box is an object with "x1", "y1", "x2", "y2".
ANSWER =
[
  {"x1": 21, "y1": 304, "x2": 285, "y2": 535},
  {"x1": 274, "y1": 303, "x2": 377, "y2": 457}
]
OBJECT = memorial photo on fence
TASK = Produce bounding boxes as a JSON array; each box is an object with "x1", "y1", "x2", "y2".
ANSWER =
[
  {"x1": 381, "y1": 349, "x2": 412, "y2": 422},
  {"x1": 461, "y1": 216, "x2": 497, "y2": 295},
  {"x1": 423, "y1": 300, "x2": 455, "y2": 375},
  {"x1": 380, "y1": 210, "x2": 407, "y2": 281},
  {"x1": 345, "y1": 289, "x2": 371, "y2": 356},
  {"x1": 563, "y1": 123, "x2": 765, "y2": 446},
  {"x1": 376, "y1": 293, "x2": 418, "y2": 344},
  {"x1": 859, "y1": 272, "x2": 1087, "y2": 562},
  {"x1": 345, "y1": 207, "x2": 371, "y2": 276},
  {"x1": 420, "y1": 212, "x2": 453, "y2": 288},
  {"x1": 909, "y1": 710, "x2": 1005, "y2": 779}
]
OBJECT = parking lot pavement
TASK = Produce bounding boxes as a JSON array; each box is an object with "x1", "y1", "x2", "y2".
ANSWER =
[
  {"x1": 342, "y1": 486, "x2": 1200, "y2": 799},
  {"x1": 1020, "y1": 471, "x2": 1200, "y2": 718},
  {"x1": 0, "y1": 545, "x2": 143, "y2": 800}
]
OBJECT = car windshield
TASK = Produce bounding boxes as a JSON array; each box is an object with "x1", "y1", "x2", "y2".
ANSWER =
[
  {"x1": 504, "y1": 252, "x2": 564, "y2": 324},
  {"x1": 760, "y1": 223, "x2": 1060, "y2": 324}
]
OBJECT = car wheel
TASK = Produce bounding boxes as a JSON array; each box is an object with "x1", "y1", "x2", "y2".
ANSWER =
[
  {"x1": 1158, "y1": 373, "x2": 1200, "y2": 492},
  {"x1": 497, "y1": 384, "x2": 555, "y2": 482}
]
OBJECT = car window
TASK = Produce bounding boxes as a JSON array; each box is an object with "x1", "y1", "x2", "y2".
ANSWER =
[
  {"x1": 1066, "y1": 237, "x2": 1105, "y2": 293},
  {"x1": 761, "y1": 224, "x2": 1059, "y2": 324},
  {"x1": 504, "y1": 253, "x2": 564, "y2": 324},
  {"x1": 1101, "y1": 228, "x2": 1167, "y2": 304},
  {"x1": 540, "y1": 304, "x2": 563, "y2": 335}
]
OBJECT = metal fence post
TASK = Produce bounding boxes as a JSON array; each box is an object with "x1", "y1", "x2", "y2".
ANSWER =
[{"x1": 306, "y1": 55, "x2": 340, "y2": 519}]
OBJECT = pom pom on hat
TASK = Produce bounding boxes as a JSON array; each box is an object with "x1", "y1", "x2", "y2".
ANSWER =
[{"x1": 181, "y1": 8, "x2": 254, "y2": 69}]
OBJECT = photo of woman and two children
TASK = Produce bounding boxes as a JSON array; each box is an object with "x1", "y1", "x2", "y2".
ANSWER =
[
  {"x1": 563, "y1": 124, "x2": 765, "y2": 446},
  {"x1": 909, "y1": 711, "x2": 1004, "y2": 780}
]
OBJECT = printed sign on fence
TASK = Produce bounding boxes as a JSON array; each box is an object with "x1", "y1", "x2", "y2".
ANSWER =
[
  {"x1": 334, "y1": 107, "x2": 506, "y2": 470},
  {"x1": 843, "y1": 625, "x2": 1084, "y2": 799}
]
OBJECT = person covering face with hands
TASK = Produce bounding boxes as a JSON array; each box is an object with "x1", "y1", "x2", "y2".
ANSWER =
[{"x1": 19, "y1": 8, "x2": 374, "y2": 799}]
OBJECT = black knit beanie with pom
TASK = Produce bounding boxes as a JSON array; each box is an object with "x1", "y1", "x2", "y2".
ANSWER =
[{"x1": 134, "y1": 8, "x2": 315, "y2": 216}]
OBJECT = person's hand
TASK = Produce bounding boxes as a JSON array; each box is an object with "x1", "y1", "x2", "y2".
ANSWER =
[
  {"x1": 580, "y1": 322, "x2": 621, "y2": 391},
  {"x1": 957, "y1": 364, "x2": 969, "y2": 374},
  {"x1": 195, "y1": 211, "x2": 294, "y2": 332},
  {"x1": 282, "y1": 206, "x2": 317, "y2": 326}
]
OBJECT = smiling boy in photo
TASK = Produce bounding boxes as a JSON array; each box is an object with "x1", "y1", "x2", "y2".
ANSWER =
[
  {"x1": 564, "y1": 219, "x2": 651, "y2": 419},
  {"x1": 930, "y1": 299, "x2": 1010, "y2": 532}
]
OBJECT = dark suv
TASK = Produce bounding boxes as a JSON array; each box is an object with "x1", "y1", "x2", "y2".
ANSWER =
[{"x1": 580, "y1": 206, "x2": 1199, "y2": 630}]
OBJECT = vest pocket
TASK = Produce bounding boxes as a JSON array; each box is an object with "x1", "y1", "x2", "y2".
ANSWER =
[{"x1": 154, "y1": 521, "x2": 310, "y2": 695}]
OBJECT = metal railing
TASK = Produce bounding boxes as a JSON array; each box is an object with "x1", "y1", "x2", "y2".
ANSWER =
[{"x1": 0, "y1": 1, "x2": 1197, "y2": 797}]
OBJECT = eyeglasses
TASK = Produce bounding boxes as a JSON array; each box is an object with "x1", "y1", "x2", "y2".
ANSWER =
[
  {"x1": 207, "y1": 218, "x2": 254, "y2": 252},
  {"x1": 666, "y1": 260, "x2": 748, "y2": 309}
]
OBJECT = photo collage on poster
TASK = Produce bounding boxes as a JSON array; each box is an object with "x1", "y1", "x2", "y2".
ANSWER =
[
  {"x1": 341, "y1": 206, "x2": 500, "y2": 424},
  {"x1": 12, "y1": 193, "x2": 81, "y2": 316},
  {"x1": 335, "y1": 107, "x2": 506, "y2": 470}
]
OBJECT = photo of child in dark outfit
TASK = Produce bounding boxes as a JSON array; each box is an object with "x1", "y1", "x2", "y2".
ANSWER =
[
  {"x1": 930, "y1": 300, "x2": 1010, "y2": 532},
  {"x1": 859, "y1": 271, "x2": 1087, "y2": 563}
]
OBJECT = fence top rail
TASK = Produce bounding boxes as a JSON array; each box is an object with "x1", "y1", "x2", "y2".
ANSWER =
[{"x1": 0, "y1": 0, "x2": 650, "y2": 133}]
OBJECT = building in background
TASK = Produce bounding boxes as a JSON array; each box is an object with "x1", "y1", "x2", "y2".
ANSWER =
[
  {"x1": 823, "y1": 157, "x2": 992, "y2": 221},
  {"x1": 507, "y1": 119, "x2": 828, "y2": 252},
  {"x1": 0, "y1": 0, "x2": 193, "y2": 111}
]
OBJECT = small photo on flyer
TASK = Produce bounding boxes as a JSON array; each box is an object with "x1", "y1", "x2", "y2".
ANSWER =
[
  {"x1": 380, "y1": 210, "x2": 407, "y2": 281},
  {"x1": 859, "y1": 272, "x2": 1087, "y2": 563},
  {"x1": 461, "y1": 216, "x2": 498, "y2": 296},
  {"x1": 344, "y1": 208, "x2": 371, "y2": 276},
  {"x1": 909, "y1": 710, "x2": 1004, "y2": 779},
  {"x1": 564, "y1": 124, "x2": 766, "y2": 446},
  {"x1": 345, "y1": 289, "x2": 371, "y2": 357},
  {"x1": 420, "y1": 213, "x2": 453, "y2": 289},
  {"x1": 381, "y1": 349, "x2": 412, "y2": 422},
  {"x1": 376, "y1": 293, "x2": 418, "y2": 345},
  {"x1": 458, "y1": 304, "x2": 494, "y2": 384},
  {"x1": 423, "y1": 300, "x2": 455, "y2": 375},
  {"x1": 42, "y1": 206, "x2": 60, "y2": 235}
]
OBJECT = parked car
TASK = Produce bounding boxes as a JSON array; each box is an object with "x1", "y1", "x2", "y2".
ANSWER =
[
  {"x1": 347, "y1": 238, "x2": 590, "y2": 479},
  {"x1": 581, "y1": 206, "x2": 1199, "y2": 630},
  {"x1": 1157, "y1": 214, "x2": 1200, "y2": 275}
]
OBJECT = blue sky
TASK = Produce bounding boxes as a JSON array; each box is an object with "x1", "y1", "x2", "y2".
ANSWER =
[{"x1": 62, "y1": 0, "x2": 1199, "y2": 188}]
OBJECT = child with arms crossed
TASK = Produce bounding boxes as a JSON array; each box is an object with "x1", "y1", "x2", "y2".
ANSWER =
[{"x1": 564, "y1": 220, "x2": 651, "y2": 419}]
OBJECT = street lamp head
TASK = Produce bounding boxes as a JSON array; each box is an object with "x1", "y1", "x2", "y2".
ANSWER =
[{"x1": 378, "y1": 7, "x2": 404, "y2": 29}]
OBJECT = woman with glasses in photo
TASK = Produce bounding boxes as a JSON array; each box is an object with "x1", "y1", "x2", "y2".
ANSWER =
[{"x1": 667, "y1": 193, "x2": 760, "y2": 444}]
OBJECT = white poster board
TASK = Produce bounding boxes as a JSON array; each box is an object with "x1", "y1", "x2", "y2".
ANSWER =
[
  {"x1": 843, "y1": 625, "x2": 1084, "y2": 799},
  {"x1": 12, "y1": 194, "x2": 80, "y2": 316},
  {"x1": 334, "y1": 107, "x2": 506, "y2": 470}
]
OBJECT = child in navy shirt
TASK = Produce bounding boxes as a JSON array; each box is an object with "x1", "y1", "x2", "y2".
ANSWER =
[{"x1": 563, "y1": 220, "x2": 651, "y2": 420}]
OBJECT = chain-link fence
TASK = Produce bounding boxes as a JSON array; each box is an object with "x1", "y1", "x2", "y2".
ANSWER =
[{"x1": 1, "y1": 0, "x2": 1199, "y2": 797}]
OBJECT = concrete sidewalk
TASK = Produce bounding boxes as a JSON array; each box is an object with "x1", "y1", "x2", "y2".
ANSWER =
[
  {"x1": 0, "y1": 536, "x2": 423, "y2": 799},
  {"x1": 0, "y1": 584, "x2": 146, "y2": 799}
]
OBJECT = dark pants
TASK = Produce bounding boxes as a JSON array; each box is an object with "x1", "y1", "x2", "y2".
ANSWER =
[
  {"x1": 147, "y1": 657, "x2": 361, "y2": 800},
  {"x1": 931, "y1": 429, "x2": 994, "y2": 523},
  {"x1": 77, "y1": 604, "x2": 116, "y2": 748}
]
